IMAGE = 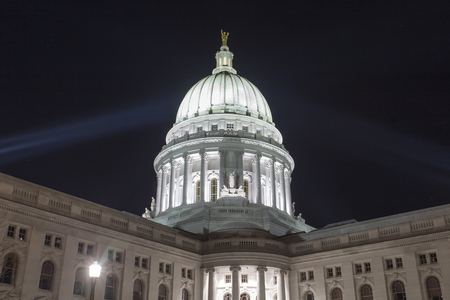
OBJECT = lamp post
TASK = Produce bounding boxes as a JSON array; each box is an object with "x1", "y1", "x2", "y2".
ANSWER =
[{"x1": 89, "y1": 261, "x2": 102, "y2": 300}]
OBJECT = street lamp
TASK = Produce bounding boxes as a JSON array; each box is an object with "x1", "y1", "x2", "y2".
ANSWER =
[{"x1": 89, "y1": 261, "x2": 102, "y2": 300}]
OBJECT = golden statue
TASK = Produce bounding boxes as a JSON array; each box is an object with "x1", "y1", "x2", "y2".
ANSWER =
[{"x1": 221, "y1": 30, "x2": 229, "y2": 46}]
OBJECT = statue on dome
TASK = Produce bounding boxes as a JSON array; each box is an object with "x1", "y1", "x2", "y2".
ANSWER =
[
  {"x1": 228, "y1": 171, "x2": 236, "y2": 188},
  {"x1": 150, "y1": 197, "x2": 156, "y2": 211},
  {"x1": 142, "y1": 207, "x2": 152, "y2": 219},
  {"x1": 221, "y1": 30, "x2": 229, "y2": 46}
]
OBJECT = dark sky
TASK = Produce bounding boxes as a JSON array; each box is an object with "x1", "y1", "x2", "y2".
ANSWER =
[{"x1": 1, "y1": 1, "x2": 449, "y2": 229}]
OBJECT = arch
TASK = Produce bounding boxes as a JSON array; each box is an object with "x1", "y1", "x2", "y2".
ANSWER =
[
  {"x1": 223, "y1": 293, "x2": 232, "y2": 300},
  {"x1": 0, "y1": 253, "x2": 18, "y2": 285},
  {"x1": 73, "y1": 267, "x2": 87, "y2": 296},
  {"x1": 240, "y1": 292, "x2": 250, "y2": 300},
  {"x1": 158, "y1": 284, "x2": 168, "y2": 300},
  {"x1": 181, "y1": 288, "x2": 189, "y2": 300},
  {"x1": 305, "y1": 291, "x2": 314, "y2": 300},
  {"x1": 425, "y1": 276, "x2": 442, "y2": 300},
  {"x1": 392, "y1": 280, "x2": 406, "y2": 300},
  {"x1": 133, "y1": 279, "x2": 143, "y2": 300},
  {"x1": 331, "y1": 288, "x2": 343, "y2": 300},
  {"x1": 360, "y1": 284, "x2": 373, "y2": 300},
  {"x1": 105, "y1": 273, "x2": 117, "y2": 300},
  {"x1": 39, "y1": 260, "x2": 55, "y2": 290}
]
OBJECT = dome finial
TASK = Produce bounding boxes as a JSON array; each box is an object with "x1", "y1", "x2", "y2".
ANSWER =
[{"x1": 221, "y1": 30, "x2": 229, "y2": 46}]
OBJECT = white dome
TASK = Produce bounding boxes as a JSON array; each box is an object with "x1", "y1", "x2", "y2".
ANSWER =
[{"x1": 175, "y1": 46, "x2": 273, "y2": 125}]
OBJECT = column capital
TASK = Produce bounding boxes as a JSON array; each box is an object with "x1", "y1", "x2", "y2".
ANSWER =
[
  {"x1": 205, "y1": 268, "x2": 216, "y2": 274},
  {"x1": 157, "y1": 170, "x2": 163, "y2": 178},
  {"x1": 257, "y1": 266, "x2": 268, "y2": 272},
  {"x1": 280, "y1": 269, "x2": 288, "y2": 275},
  {"x1": 252, "y1": 154, "x2": 262, "y2": 163},
  {"x1": 229, "y1": 266, "x2": 241, "y2": 272}
]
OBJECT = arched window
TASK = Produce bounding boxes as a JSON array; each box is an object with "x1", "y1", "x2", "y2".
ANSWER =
[
  {"x1": 39, "y1": 260, "x2": 55, "y2": 290},
  {"x1": 195, "y1": 180, "x2": 200, "y2": 203},
  {"x1": 105, "y1": 274, "x2": 116, "y2": 300},
  {"x1": 211, "y1": 178, "x2": 218, "y2": 202},
  {"x1": 223, "y1": 293, "x2": 232, "y2": 300},
  {"x1": 244, "y1": 179, "x2": 249, "y2": 199},
  {"x1": 0, "y1": 253, "x2": 18, "y2": 285},
  {"x1": 392, "y1": 280, "x2": 406, "y2": 300},
  {"x1": 240, "y1": 293, "x2": 250, "y2": 300},
  {"x1": 305, "y1": 291, "x2": 314, "y2": 300},
  {"x1": 133, "y1": 279, "x2": 143, "y2": 300},
  {"x1": 331, "y1": 288, "x2": 343, "y2": 300},
  {"x1": 361, "y1": 284, "x2": 373, "y2": 300},
  {"x1": 73, "y1": 267, "x2": 87, "y2": 296},
  {"x1": 181, "y1": 288, "x2": 189, "y2": 300},
  {"x1": 158, "y1": 284, "x2": 167, "y2": 300},
  {"x1": 426, "y1": 276, "x2": 442, "y2": 300}
]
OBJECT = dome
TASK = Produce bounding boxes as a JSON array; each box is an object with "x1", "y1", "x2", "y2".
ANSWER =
[{"x1": 174, "y1": 45, "x2": 273, "y2": 125}]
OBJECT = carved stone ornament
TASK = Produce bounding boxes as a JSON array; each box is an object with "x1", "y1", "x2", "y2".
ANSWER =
[
  {"x1": 325, "y1": 279, "x2": 344, "y2": 292},
  {"x1": 386, "y1": 271, "x2": 406, "y2": 284},
  {"x1": 354, "y1": 275, "x2": 374, "y2": 288},
  {"x1": 252, "y1": 154, "x2": 261, "y2": 163},
  {"x1": 41, "y1": 250, "x2": 63, "y2": 263},
  {"x1": 158, "y1": 275, "x2": 173, "y2": 284},
  {"x1": 299, "y1": 283, "x2": 316, "y2": 294},
  {"x1": 133, "y1": 270, "x2": 149, "y2": 282}
]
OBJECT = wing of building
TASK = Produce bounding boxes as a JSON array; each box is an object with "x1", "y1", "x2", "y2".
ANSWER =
[{"x1": 0, "y1": 34, "x2": 448, "y2": 300}]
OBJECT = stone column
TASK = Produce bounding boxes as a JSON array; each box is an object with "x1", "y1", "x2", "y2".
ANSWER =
[
  {"x1": 155, "y1": 170, "x2": 163, "y2": 216},
  {"x1": 278, "y1": 270, "x2": 287, "y2": 300},
  {"x1": 230, "y1": 266, "x2": 241, "y2": 300},
  {"x1": 257, "y1": 266, "x2": 267, "y2": 300},
  {"x1": 269, "y1": 159, "x2": 277, "y2": 208},
  {"x1": 200, "y1": 151, "x2": 208, "y2": 203},
  {"x1": 160, "y1": 165, "x2": 169, "y2": 212},
  {"x1": 169, "y1": 159, "x2": 177, "y2": 208},
  {"x1": 284, "y1": 169, "x2": 293, "y2": 216},
  {"x1": 253, "y1": 154, "x2": 262, "y2": 204},
  {"x1": 182, "y1": 155, "x2": 190, "y2": 205},
  {"x1": 277, "y1": 164, "x2": 286, "y2": 211},
  {"x1": 219, "y1": 150, "x2": 226, "y2": 189},
  {"x1": 206, "y1": 268, "x2": 216, "y2": 300},
  {"x1": 237, "y1": 151, "x2": 244, "y2": 188}
]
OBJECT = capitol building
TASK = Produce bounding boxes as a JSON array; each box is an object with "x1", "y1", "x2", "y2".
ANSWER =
[{"x1": 0, "y1": 33, "x2": 448, "y2": 300}]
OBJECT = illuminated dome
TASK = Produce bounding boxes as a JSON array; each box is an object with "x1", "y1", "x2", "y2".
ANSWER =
[{"x1": 175, "y1": 45, "x2": 273, "y2": 125}]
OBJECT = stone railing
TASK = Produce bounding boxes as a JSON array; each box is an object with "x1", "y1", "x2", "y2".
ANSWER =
[
  {"x1": 162, "y1": 130, "x2": 286, "y2": 151},
  {"x1": 203, "y1": 237, "x2": 287, "y2": 254}
]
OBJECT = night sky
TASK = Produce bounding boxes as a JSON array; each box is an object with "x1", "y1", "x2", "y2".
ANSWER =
[{"x1": 1, "y1": 2, "x2": 449, "y2": 229}]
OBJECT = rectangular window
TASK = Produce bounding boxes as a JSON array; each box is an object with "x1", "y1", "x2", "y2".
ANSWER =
[
  {"x1": 430, "y1": 253, "x2": 438, "y2": 263},
  {"x1": 108, "y1": 250, "x2": 114, "y2": 261},
  {"x1": 300, "y1": 272, "x2": 306, "y2": 282},
  {"x1": 308, "y1": 271, "x2": 314, "y2": 280},
  {"x1": 142, "y1": 258, "x2": 148, "y2": 269},
  {"x1": 187, "y1": 269, "x2": 192, "y2": 279},
  {"x1": 159, "y1": 263, "x2": 164, "y2": 273},
  {"x1": 396, "y1": 258, "x2": 403, "y2": 268},
  {"x1": 7, "y1": 226, "x2": 15, "y2": 238},
  {"x1": 135, "y1": 257, "x2": 140, "y2": 267},
  {"x1": 241, "y1": 274, "x2": 248, "y2": 283},
  {"x1": 197, "y1": 126, "x2": 203, "y2": 132},
  {"x1": 386, "y1": 259, "x2": 394, "y2": 269},
  {"x1": 115, "y1": 252, "x2": 122, "y2": 263},
  {"x1": 419, "y1": 254, "x2": 427, "y2": 265},
  {"x1": 54, "y1": 237, "x2": 62, "y2": 249},
  {"x1": 242, "y1": 126, "x2": 248, "y2": 132},
  {"x1": 335, "y1": 267, "x2": 342, "y2": 277},
  {"x1": 212, "y1": 124, "x2": 218, "y2": 131},
  {"x1": 256, "y1": 129, "x2": 261, "y2": 134},
  {"x1": 365, "y1": 262, "x2": 371, "y2": 272},
  {"x1": 225, "y1": 275, "x2": 231, "y2": 283},
  {"x1": 18, "y1": 228, "x2": 26, "y2": 241},
  {"x1": 355, "y1": 264, "x2": 362, "y2": 274},
  {"x1": 165, "y1": 264, "x2": 171, "y2": 274},
  {"x1": 226, "y1": 124, "x2": 234, "y2": 131},
  {"x1": 182, "y1": 268, "x2": 186, "y2": 278},
  {"x1": 273, "y1": 276, "x2": 277, "y2": 285},
  {"x1": 327, "y1": 268, "x2": 333, "y2": 278},
  {"x1": 77, "y1": 243, "x2": 84, "y2": 253},
  {"x1": 86, "y1": 245, "x2": 94, "y2": 256},
  {"x1": 44, "y1": 235, "x2": 52, "y2": 246}
]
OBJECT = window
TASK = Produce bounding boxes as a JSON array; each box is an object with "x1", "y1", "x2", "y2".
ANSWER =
[
  {"x1": 242, "y1": 126, "x2": 248, "y2": 132},
  {"x1": 44, "y1": 235, "x2": 52, "y2": 246},
  {"x1": 165, "y1": 264, "x2": 171, "y2": 275},
  {"x1": 195, "y1": 180, "x2": 200, "y2": 203},
  {"x1": 135, "y1": 257, "x2": 140, "y2": 267},
  {"x1": 73, "y1": 267, "x2": 87, "y2": 296},
  {"x1": 18, "y1": 228, "x2": 26, "y2": 241},
  {"x1": 430, "y1": 253, "x2": 438, "y2": 263},
  {"x1": 331, "y1": 288, "x2": 343, "y2": 300},
  {"x1": 426, "y1": 276, "x2": 442, "y2": 300},
  {"x1": 105, "y1": 274, "x2": 116, "y2": 300},
  {"x1": 7, "y1": 226, "x2": 15, "y2": 238},
  {"x1": 256, "y1": 130, "x2": 261, "y2": 134},
  {"x1": 335, "y1": 267, "x2": 342, "y2": 277},
  {"x1": 211, "y1": 178, "x2": 218, "y2": 202},
  {"x1": 0, "y1": 253, "x2": 18, "y2": 285},
  {"x1": 392, "y1": 280, "x2": 406, "y2": 300},
  {"x1": 327, "y1": 268, "x2": 333, "y2": 278},
  {"x1": 419, "y1": 254, "x2": 427, "y2": 265},
  {"x1": 159, "y1": 263, "x2": 164, "y2": 273},
  {"x1": 273, "y1": 275, "x2": 277, "y2": 285},
  {"x1": 133, "y1": 279, "x2": 143, "y2": 300},
  {"x1": 182, "y1": 288, "x2": 189, "y2": 300},
  {"x1": 108, "y1": 250, "x2": 114, "y2": 261},
  {"x1": 241, "y1": 274, "x2": 248, "y2": 283},
  {"x1": 78, "y1": 243, "x2": 84, "y2": 253},
  {"x1": 240, "y1": 293, "x2": 250, "y2": 300},
  {"x1": 187, "y1": 269, "x2": 192, "y2": 279},
  {"x1": 308, "y1": 271, "x2": 314, "y2": 280},
  {"x1": 396, "y1": 258, "x2": 403, "y2": 268},
  {"x1": 386, "y1": 259, "x2": 394, "y2": 269},
  {"x1": 54, "y1": 237, "x2": 62, "y2": 249},
  {"x1": 39, "y1": 260, "x2": 55, "y2": 290},
  {"x1": 142, "y1": 258, "x2": 148, "y2": 269},
  {"x1": 365, "y1": 263, "x2": 371, "y2": 272},
  {"x1": 305, "y1": 292, "x2": 314, "y2": 300},
  {"x1": 224, "y1": 293, "x2": 232, "y2": 300},
  {"x1": 360, "y1": 284, "x2": 373, "y2": 300},
  {"x1": 244, "y1": 179, "x2": 249, "y2": 199},
  {"x1": 182, "y1": 268, "x2": 186, "y2": 278},
  {"x1": 355, "y1": 264, "x2": 362, "y2": 274},
  {"x1": 226, "y1": 275, "x2": 231, "y2": 283},
  {"x1": 158, "y1": 284, "x2": 167, "y2": 300},
  {"x1": 86, "y1": 245, "x2": 94, "y2": 256},
  {"x1": 226, "y1": 124, "x2": 234, "y2": 131},
  {"x1": 197, "y1": 126, "x2": 203, "y2": 133},
  {"x1": 300, "y1": 272, "x2": 306, "y2": 281},
  {"x1": 115, "y1": 252, "x2": 122, "y2": 263},
  {"x1": 212, "y1": 124, "x2": 218, "y2": 131}
]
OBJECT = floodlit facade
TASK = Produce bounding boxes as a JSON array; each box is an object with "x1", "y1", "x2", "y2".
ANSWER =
[{"x1": 0, "y1": 35, "x2": 449, "y2": 300}]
